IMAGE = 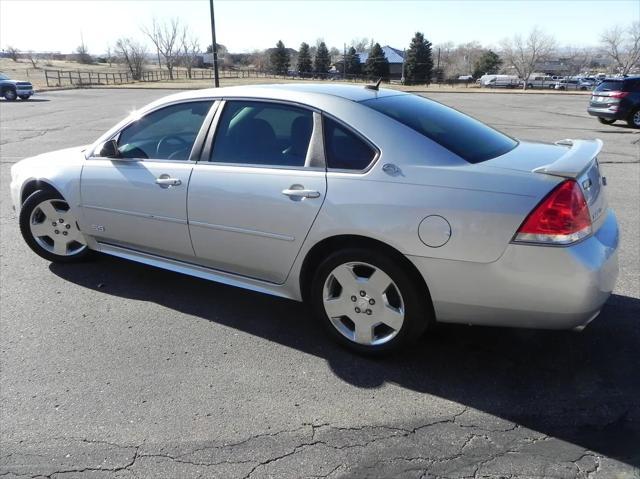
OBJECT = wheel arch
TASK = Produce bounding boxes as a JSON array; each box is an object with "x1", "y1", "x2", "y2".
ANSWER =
[
  {"x1": 21, "y1": 179, "x2": 63, "y2": 205},
  {"x1": 299, "y1": 234, "x2": 434, "y2": 314}
]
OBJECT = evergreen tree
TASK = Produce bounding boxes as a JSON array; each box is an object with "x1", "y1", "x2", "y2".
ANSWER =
[
  {"x1": 314, "y1": 41, "x2": 331, "y2": 75},
  {"x1": 472, "y1": 50, "x2": 502, "y2": 78},
  {"x1": 270, "y1": 40, "x2": 290, "y2": 75},
  {"x1": 365, "y1": 43, "x2": 390, "y2": 79},
  {"x1": 297, "y1": 42, "x2": 312, "y2": 75},
  {"x1": 346, "y1": 46, "x2": 361, "y2": 75},
  {"x1": 404, "y1": 32, "x2": 433, "y2": 84}
]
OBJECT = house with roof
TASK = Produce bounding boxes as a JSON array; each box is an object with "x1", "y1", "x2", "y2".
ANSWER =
[{"x1": 357, "y1": 45, "x2": 405, "y2": 79}]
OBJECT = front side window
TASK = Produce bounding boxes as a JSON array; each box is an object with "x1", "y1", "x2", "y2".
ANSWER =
[
  {"x1": 323, "y1": 117, "x2": 377, "y2": 170},
  {"x1": 117, "y1": 100, "x2": 213, "y2": 161},
  {"x1": 211, "y1": 101, "x2": 313, "y2": 167},
  {"x1": 361, "y1": 94, "x2": 517, "y2": 164}
]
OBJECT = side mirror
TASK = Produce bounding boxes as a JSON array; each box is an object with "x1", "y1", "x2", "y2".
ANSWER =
[{"x1": 97, "y1": 139, "x2": 120, "y2": 158}]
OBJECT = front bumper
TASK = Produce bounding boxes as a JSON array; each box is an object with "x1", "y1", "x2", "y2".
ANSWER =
[
  {"x1": 409, "y1": 209, "x2": 619, "y2": 330},
  {"x1": 16, "y1": 89, "x2": 33, "y2": 97}
]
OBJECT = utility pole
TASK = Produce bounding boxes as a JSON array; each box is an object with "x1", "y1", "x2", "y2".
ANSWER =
[
  {"x1": 343, "y1": 43, "x2": 347, "y2": 80},
  {"x1": 209, "y1": 0, "x2": 220, "y2": 87}
]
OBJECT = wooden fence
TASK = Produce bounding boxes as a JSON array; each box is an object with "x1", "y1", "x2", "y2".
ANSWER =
[
  {"x1": 42, "y1": 68, "x2": 291, "y2": 87},
  {"x1": 43, "y1": 68, "x2": 484, "y2": 88}
]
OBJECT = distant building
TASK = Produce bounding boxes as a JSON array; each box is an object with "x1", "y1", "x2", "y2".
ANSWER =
[{"x1": 356, "y1": 45, "x2": 405, "y2": 79}]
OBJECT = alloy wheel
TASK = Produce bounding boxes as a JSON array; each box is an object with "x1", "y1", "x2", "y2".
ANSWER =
[
  {"x1": 323, "y1": 261, "x2": 405, "y2": 346},
  {"x1": 29, "y1": 199, "x2": 87, "y2": 256}
]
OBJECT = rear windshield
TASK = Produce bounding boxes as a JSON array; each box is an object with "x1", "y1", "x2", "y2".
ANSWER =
[
  {"x1": 595, "y1": 79, "x2": 640, "y2": 92},
  {"x1": 361, "y1": 94, "x2": 517, "y2": 164}
]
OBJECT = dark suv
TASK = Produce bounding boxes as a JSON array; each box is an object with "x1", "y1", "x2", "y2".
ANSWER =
[
  {"x1": 587, "y1": 76, "x2": 640, "y2": 128},
  {"x1": 0, "y1": 72, "x2": 34, "y2": 101}
]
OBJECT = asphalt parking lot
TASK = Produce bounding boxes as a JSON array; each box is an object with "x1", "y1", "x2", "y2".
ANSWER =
[{"x1": 1, "y1": 88, "x2": 639, "y2": 479}]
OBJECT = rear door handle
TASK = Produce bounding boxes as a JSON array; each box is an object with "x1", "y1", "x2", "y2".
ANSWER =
[
  {"x1": 282, "y1": 188, "x2": 321, "y2": 199},
  {"x1": 155, "y1": 177, "x2": 182, "y2": 187}
]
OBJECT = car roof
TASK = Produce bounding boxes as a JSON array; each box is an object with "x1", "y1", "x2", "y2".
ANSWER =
[{"x1": 153, "y1": 83, "x2": 406, "y2": 107}]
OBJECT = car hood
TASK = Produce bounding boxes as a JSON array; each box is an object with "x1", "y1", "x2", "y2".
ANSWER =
[{"x1": 11, "y1": 145, "x2": 88, "y2": 177}]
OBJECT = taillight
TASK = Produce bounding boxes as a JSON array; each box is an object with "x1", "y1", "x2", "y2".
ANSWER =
[
  {"x1": 609, "y1": 91, "x2": 629, "y2": 99},
  {"x1": 513, "y1": 180, "x2": 592, "y2": 245}
]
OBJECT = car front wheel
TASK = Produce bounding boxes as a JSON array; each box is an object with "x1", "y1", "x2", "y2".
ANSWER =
[
  {"x1": 310, "y1": 248, "x2": 430, "y2": 355},
  {"x1": 3, "y1": 89, "x2": 17, "y2": 101},
  {"x1": 598, "y1": 117, "x2": 616, "y2": 125},
  {"x1": 19, "y1": 190, "x2": 93, "y2": 263}
]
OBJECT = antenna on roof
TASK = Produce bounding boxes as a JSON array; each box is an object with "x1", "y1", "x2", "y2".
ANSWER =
[{"x1": 364, "y1": 77, "x2": 383, "y2": 91}]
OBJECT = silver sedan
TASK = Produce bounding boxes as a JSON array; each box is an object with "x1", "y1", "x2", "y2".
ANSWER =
[{"x1": 9, "y1": 84, "x2": 619, "y2": 354}]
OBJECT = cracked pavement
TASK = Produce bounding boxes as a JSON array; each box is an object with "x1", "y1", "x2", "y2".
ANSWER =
[{"x1": 1, "y1": 89, "x2": 639, "y2": 478}]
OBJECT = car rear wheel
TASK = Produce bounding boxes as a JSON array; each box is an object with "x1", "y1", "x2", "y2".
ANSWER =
[
  {"x1": 310, "y1": 248, "x2": 430, "y2": 355},
  {"x1": 19, "y1": 190, "x2": 93, "y2": 263},
  {"x1": 627, "y1": 109, "x2": 640, "y2": 129},
  {"x1": 3, "y1": 89, "x2": 17, "y2": 101},
  {"x1": 598, "y1": 117, "x2": 616, "y2": 125}
]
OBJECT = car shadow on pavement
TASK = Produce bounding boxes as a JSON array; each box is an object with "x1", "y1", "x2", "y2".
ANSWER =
[
  {"x1": 49, "y1": 255, "x2": 640, "y2": 468},
  {"x1": 0, "y1": 98, "x2": 50, "y2": 102}
]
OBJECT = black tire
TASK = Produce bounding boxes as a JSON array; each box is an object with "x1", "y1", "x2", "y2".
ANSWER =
[
  {"x1": 19, "y1": 189, "x2": 94, "y2": 263},
  {"x1": 3, "y1": 89, "x2": 17, "y2": 101},
  {"x1": 627, "y1": 108, "x2": 640, "y2": 129},
  {"x1": 310, "y1": 248, "x2": 431, "y2": 355},
  {"x1": 19, "y1": 95, "x2": 30, "y2": 100},
  {"x1": 598, "y1": 117, "x2": 616, "y2": 125}
]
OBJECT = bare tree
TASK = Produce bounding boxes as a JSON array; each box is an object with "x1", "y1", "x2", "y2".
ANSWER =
[
  {"x1": 115, "y1": 38, "x2": 147, "y2": 80},
  {"x1": 6, "y1": 46, "x2": 19, "y2": 62},
  {"x1": 105, "y1": 44, "x2": 114, "y2": 67},
  {"x1": 564, "y1": 46, "x2": 595, "y2": 76},
  {"x1": 25, "y1": 51, "x2": 38, "y2": 68},
  {"x1": 600, "y1": 22, "x2": 640, "y2": 75},
  {"x1": 351, "y1": 38, "x2": 369, "y2": 52},
  {"x1": 501, "y1": 27, "x2": 555, "y2": 90},
  {"x1": 76, "y1": 41, "x2": 92, "y2": 64},
  {"x1": 142, "y1": 18, "x2": 182, "y2": 79},
  {"x1": 180, "y1": 32, "x2": 201, "y2": 79}
]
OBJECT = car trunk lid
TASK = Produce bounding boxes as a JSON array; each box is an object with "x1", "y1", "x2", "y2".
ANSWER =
[{"x1": 482, "y1": 139, "x2": 608, "y2": 226}]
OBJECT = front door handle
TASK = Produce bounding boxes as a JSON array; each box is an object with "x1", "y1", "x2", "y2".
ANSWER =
[
  {"x1": 155, "y1": 177, "x2": 182, "y2": 187},
  {"x1": 282, "y1": 187, "x2": 321, "y2": 199}
]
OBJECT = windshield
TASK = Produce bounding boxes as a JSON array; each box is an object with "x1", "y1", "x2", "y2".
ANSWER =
[
  {"x1": 0, "y1": 73, "x2": 8, "y2": 80},
  {"x1": 361, "y1": 94, "x2": 518, "y2": 164}
]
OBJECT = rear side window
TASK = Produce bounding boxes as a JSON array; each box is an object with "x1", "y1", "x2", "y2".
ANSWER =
[
  {"x1": 361, "y1": 94, "x2": 517, "y2": 164},
  {"x1": 323, "y1": 117, "x2": 376, "y2": 170}
]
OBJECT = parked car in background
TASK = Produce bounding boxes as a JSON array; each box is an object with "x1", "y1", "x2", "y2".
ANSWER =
[
  {"x1": 587, "y1": 76, "x2": 640, "y2": 128},
  {"x1": 0, "y1": 72, "x2": 34, "y2": 101},
  {"x1": 479, "y1": 74, "x2": 521, "y2": 88},
  {"x1": 9, "y1": 84, "x2": 619, "y2": 354},
  {"x1": 554, "y1": 78, "x2": 594, "y2": 91},
  {"x1": 526, "y1": 75, "x2": 555, "y2": 89}
]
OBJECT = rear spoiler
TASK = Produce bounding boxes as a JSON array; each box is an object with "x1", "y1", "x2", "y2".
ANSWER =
[{"x1": 533, "y1": 139, "x2": 603, "y2": 179}]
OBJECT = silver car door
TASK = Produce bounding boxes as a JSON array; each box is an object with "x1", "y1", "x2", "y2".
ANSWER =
[
  {"x1": 187, "y1": 100, "x2": 326, "y2": 284},
  {"x1": 80, "y1": 100, "x2": 216, "y2": 260}
]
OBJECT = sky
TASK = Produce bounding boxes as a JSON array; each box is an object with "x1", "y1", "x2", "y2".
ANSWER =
[{"x1": 1, "y1": 0, "x2": 639, "y2": 55}]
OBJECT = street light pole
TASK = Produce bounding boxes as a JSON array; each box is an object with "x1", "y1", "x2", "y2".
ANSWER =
[{"x1": 209, "y1": 0, "x2": 220, "y2": 87}]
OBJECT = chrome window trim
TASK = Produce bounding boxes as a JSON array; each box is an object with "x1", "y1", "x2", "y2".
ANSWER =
[
  {"x1": 88, "y1": 98, "x2": 218, "y2": 164},
  {"x1": 321, "y1": 112, "x2": 381, "y2": 175},
  {"x1": 201, "y1": 98, "x2": 326, "y2": 172}
]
